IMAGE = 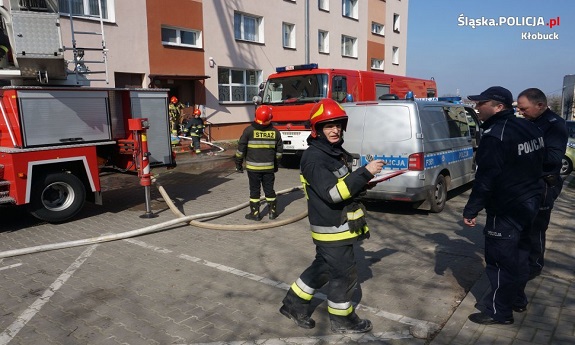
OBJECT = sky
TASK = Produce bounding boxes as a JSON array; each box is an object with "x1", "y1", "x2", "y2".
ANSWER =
[{"x1": 406, "y1": 0, "x2": 575, "y2": 99}]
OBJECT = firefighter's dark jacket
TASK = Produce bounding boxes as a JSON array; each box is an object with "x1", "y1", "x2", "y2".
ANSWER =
[
  {"x1": 531, "y1": 108, "x2": 568, "y2": 177},
  {"x1": 463, "y1": 109, "x2": 544, "y2": 220},
  {"x1": 301, "y1": 135, "x2": 373, "y2": 247},
  {"x1": 185, "y1": 117, "x2": 205, "y2": 136},
  {"x1": 235, "y1": 122, "x2": 283, "y2": 173}
]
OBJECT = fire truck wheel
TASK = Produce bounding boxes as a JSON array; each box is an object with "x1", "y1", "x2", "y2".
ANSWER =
[
  {"x1": 28, "y1": 172, "x2": 86, "y2": 223},
  {"x1": 427, "y1": 174, "x2": 447, "y2": 213}
]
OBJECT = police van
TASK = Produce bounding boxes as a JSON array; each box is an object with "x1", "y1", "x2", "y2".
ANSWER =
[{"x1": 342, "y1": 99, "x2": 481, "y2": 212}]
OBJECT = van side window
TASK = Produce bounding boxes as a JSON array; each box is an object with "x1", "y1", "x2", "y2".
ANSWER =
[
  {"x1": 332, "y1": 76, "x2": 348, "y2": 102},
  {"x1": 443, "y1": 106, "x2": 470, "y2": 138}
]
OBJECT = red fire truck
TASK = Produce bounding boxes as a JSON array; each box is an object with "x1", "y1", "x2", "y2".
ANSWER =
[
  {"x1": 0, "y1": 2, "x2": 173, "y2": 222},
  {"x1": 255, "y1": 63, "x2": 438, "y2": 156}
]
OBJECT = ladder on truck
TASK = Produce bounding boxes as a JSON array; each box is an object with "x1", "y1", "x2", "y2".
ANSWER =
[{"x1": 62, "y1": 0, "x2": 109, "y2": 84}]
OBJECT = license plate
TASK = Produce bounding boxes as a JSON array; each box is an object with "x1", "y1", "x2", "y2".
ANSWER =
[{"x1": 284, "y1": 145, "x2": 295, "y2": 150}]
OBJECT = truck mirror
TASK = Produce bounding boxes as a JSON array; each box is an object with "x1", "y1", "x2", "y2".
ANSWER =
[{"x1": 253, "y1": 95, "x2": 262, "y2": 105}]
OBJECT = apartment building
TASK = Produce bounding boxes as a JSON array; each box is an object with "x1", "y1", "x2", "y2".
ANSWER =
[
  {"x1": 203, "y1": 0, "x2": 409, "y2": 140},
  {"x1": 3, "y1": 0, "x2": 408, "y2": 141}
]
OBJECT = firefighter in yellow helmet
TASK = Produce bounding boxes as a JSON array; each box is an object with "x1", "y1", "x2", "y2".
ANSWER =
[
  {"x1": 279, "y1": 98, "x2": 384, "y2": 333},
  {"x1": 235, "y1": 105, "x2": 283, "y2": 220},
  {"x1": 168, "y1": 96, "x2": 185, "y2": 134}
]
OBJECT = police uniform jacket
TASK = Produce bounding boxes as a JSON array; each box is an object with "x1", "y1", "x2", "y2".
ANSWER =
[
  {"x1": 236, "y1": 122, "x2": 283, "y2": 173},
  {"x1": 301, "y1": 136, "x2": 373, "y2": 247},
  {"x1": 463, "y1": 109, "x2": 544, "y2": 219},
  {"x1": 531, "y1": 108, "x2": 568, "y2": 177}
]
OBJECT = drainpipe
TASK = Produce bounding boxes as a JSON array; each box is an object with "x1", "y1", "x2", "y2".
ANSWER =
[{"x1": 305, "y1": 0, "x2": 309, "y2": 64}]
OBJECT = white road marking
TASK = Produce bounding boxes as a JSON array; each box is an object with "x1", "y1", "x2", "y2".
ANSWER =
[
  {"x1": 0, "y1": 263, "x2": 22, "y2": 271},
  {"x1": 0, "y1": 245, "x2": 98, "y2": 345}
]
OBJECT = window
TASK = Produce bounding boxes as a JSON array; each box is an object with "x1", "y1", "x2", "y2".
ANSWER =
[
  {"x1": 371, "y1": 22, "x2": 385, "y2": 36},
  {"x1": 393, "y1": 13, "x2": 401, "y2": 32},
  {"x1": 341, "y1": 35, "x2": 357, "y2": 58},
  {"x1": 392, "y1": 46, "x2": 399, "y2": 65},
  {"x1": 331, "y1": 76, "x2": 348, "y2": 102},
  {"x1": 282, "y1": 23, "x2": 295, "y2": 49},
  {"x1": 234, "y1": 12, "x2": 264, "y2": 43},
  {"x1": 444, "y1": 106, "x2": 470, "y2": 138},
  {"x1": 371, "y1": 58, "x2": 384, "y2": 70},
  {"x1": 318, "y1": 0, "x2": 329, "y2": 11},
  {"x1": 161, "y1": 26, "x2": 202, "y2": 48},
  {"x1": 376, "y1": 84, "x2": 391, "y2": 100},
  {"x1": 58, "y1": 0, "x2": 113, "y2": 20},
  {"x1": 218, "y1": 67, "x2": 262, "y2": 103},
  {"x1": 342, "y1": 0, "x2": 358, "y2": 19},
  {"x1": 318, "y1": 30, "x2": 329, "y2": 53}
]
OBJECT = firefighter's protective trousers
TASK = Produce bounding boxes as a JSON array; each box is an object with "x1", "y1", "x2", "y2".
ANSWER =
[
  {"x1": 247, "y1": 171, "x2": 276, "y2": 200},
  {"x1": 282, "y1": 244, "x2": 358, "y2": 320}
]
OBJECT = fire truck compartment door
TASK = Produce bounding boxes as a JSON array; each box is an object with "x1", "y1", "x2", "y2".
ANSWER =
[
  {"x1": 129, "y1": 91, "x2": 172, "y2": 166},
  {"x1": 18, "y1": 90, "x2": 112, "y2": 147}
]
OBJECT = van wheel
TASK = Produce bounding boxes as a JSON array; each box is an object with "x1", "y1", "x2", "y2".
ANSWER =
[
  {"x1": 428, "y1": 174, "x2": 447, "y2": 213},
  {"x1": 28, "y1": 172, "x2": 86, "y2": 223}
]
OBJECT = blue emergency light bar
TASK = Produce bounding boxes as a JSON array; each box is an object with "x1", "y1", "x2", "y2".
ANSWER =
[{"x1": 276, "y1": 63, "x2": 318, "y2": 73}]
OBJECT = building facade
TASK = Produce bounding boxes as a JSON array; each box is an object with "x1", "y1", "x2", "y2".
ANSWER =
[{"x1": 2, "y1": 0, "x2": 409, "y2": 141}]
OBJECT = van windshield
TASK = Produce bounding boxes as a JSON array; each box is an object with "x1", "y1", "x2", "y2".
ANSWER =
[{"x1": 262, "y1": 74, "x2": 328, "y2": 104}]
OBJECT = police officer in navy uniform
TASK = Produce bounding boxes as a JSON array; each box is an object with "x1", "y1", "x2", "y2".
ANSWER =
[
  {"x1": 235, "y1": 105, "x2": 283, "y2": 220},
  {"x1": 279, "y1": 98, "x2": 384, "y2": 333},
  {"x1": 516, "y1": 88, "x2": 568, "y2": 280},
  {"x1": 463, "y1": 86, "x2": 544, "y2": 325}
]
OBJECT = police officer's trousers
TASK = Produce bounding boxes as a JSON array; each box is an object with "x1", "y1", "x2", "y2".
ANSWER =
[
  {"x1": 282, "y1": 244, "x2": 358, "y2": 321},
  {"x1": 527, "y1": 178, "x2": 562, "y2": 276},
  {"x1": 483, "y1": 196, "x2": 539, "y2": 322},
  {"x1": 247, "y1": 171, "x2": 276, "y2": 199}
]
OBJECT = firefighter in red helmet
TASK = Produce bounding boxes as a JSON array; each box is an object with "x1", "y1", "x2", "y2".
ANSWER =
[
  {"x1": 235, "y1": 105, "x2": 283, "y2": 220},
  {"x1": 183, "y1": 108, "x2": 205, "y2": 154},
  {"x1": 279, "y1": 98, "x2": 384, "y2": 333},
  {"x1": 168, "y1": 96, "x2": 185, "y2": 134}
]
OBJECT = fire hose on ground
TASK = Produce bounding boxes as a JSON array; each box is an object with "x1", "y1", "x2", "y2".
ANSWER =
[{"x1": 0, "y1": 184, "x2": 307, "y2": 259}]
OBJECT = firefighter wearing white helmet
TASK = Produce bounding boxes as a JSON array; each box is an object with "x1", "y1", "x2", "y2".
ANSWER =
[
  {"x1": 235, "y1": 105, "x2": 283, "y2": 220},
  {"x1": 279, "y1": 98, "x2": 385, "y2": 333}
]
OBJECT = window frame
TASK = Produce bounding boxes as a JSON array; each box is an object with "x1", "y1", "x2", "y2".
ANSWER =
[
  {"x1": 371, "y1": 22, "x2": 385, "y2": 36},
  {"x1": 234, "y1": 11, "x2": 264, "y2": 43},
  {"x1": 218, "y1": 67, "x2": 262, "y2": 104},
  {"x1": 318, "y1": 29, "x2": 329, "y2": 54},
  {"x1": 393, "y1": 13, "x2": 401, "y2": 33},
  {"x1": 282, "y1": 22, "x2": 296, "y2": 49},
  {"x1": 161, "y1": 26, "x2": 202, "y2": 49},
  {"x1": 371, "y1": 58, "x2": 384, "y2": 70},
  {"x1": 341, "y1": 35, "x2": 357, "y2": 58},
  {"x1": 58, "y1": 0, "x2": 115, "y2": 22},
  {"x1": 342, "y1": 0, "x2": 358, "y2": 20},
  {"x1": 392, "y1": 46, "x2": 400, "y2": 65}
]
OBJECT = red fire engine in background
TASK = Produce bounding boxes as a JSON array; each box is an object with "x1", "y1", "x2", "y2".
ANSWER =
[
  {"x1": 0, "y1": 2, "x2": 174, "y2": 222},
  {"x1": 254, "y1": 63, "x2": 438, "y2": 157}
]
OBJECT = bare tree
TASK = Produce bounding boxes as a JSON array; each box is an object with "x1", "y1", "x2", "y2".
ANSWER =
[{"x1": 547, "y1": 94, "x2": 562, "y2": 114}]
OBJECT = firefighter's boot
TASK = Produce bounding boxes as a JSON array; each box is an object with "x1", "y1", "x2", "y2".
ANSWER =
[
  {"x1": 330, "y1": 313, "x2": 373, "y2": 334},
  {"x1": 245, "y1": 201, "x2": 261, "y2": 221},
  {"x1": 268, "y1": 199, "x2": 278, "y2": 220}
]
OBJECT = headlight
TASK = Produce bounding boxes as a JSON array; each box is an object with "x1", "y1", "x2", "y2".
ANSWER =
[{"x1": 568, "y1": 142, "x2": 575, "y2": 149}]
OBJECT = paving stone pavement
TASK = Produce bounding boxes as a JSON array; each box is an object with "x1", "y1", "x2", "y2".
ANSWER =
[
  {"x1": 431, "y1": 175, "x2": 575, "y2": 345},
  {"x1": 0, "y1": 142, "x2": 573, "y2": 345}
]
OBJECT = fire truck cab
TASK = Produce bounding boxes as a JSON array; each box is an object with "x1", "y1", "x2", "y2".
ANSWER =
[
  {"x1": 255, "y1": 63, "x2": 438, "y2": 156},
  {"x1": 0, "y1": 1, "x2": 173, "y2": 222}
]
